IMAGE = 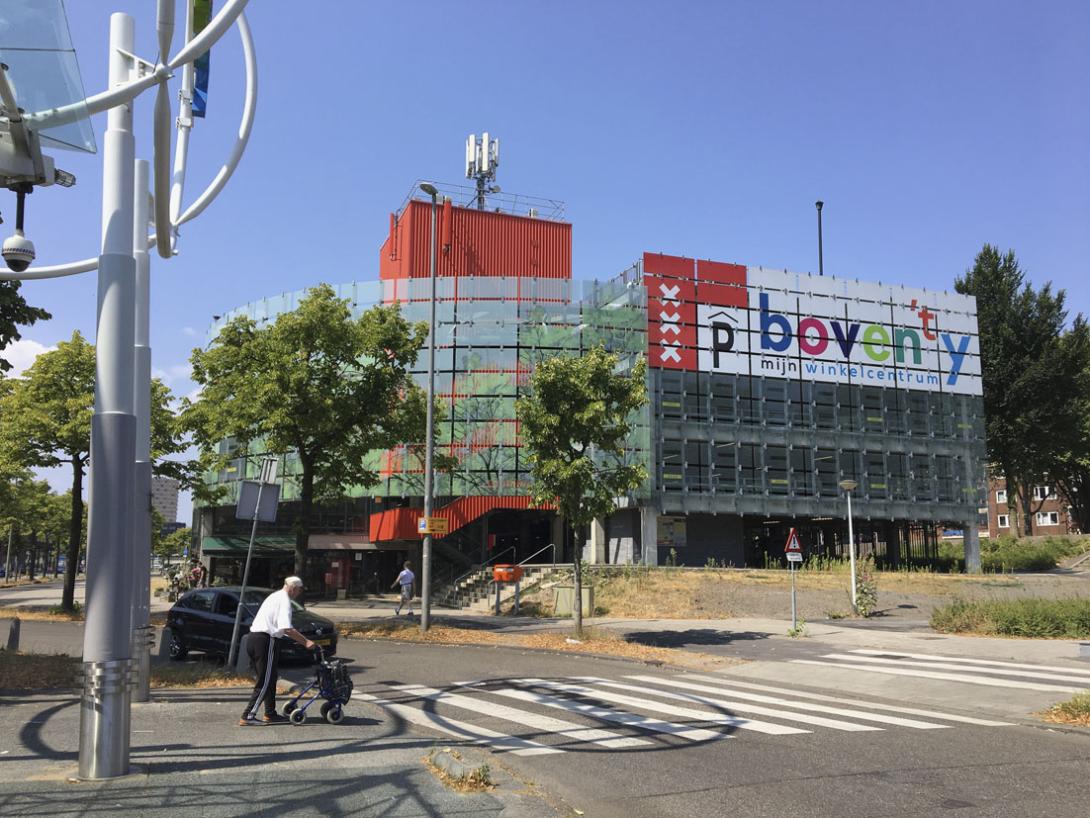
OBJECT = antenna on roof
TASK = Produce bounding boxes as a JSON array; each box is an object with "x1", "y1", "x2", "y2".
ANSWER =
[{"x1": 465, "y1": 132, "x2": 500, "y2": 210}]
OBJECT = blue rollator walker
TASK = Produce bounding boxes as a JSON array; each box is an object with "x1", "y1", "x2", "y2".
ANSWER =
[{"x1": 283, "y1": 648, "x2": 353, "y2": 725}]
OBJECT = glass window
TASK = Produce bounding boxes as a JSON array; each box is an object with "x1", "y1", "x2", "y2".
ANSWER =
[
  {"x1": 790, "y1": 447, "x2": 814, "y2": 496},
  {"x1": 186, "y1": 590, "x2": 216, "y2": 613},
  {"x1": 661, "y1": 440, "x2": 683, "y2": 492},
  {"x1": 908, "y1": 391, "x2": 930, "y2": 436},
  {"x1": 814, "y1": 383, "x2": 837, "y2": 430},
  {"x1": 766, "y1": 445, "x2": 789, "y2": 495},
  {"x1": 712, "y1": 443, "x2": 737, "y2": 493},
  {"x1": 866, "y1": 451, "x2": 887, "y2": 499},
  {"x1": 912, "y1": 454, "x2": 934, "y2": 501},
  {"x1": 1036, "y1": 511, "x2": 1060, "y2": 526},
  {"x1": 764, "y1": 380, "x2": 787, "y2": 427},
  {"x1": 887, "y1": 453, "x2": 908, "y2": 500},
  {"x1": 739, "y1": 444, "x2": 762, "y2": 493},
  {"x1": 684, "y1": 441, "x2": 709, "y2": 491},
  {"x1": 862, "y1": 388, "x2": 883, "y2": 433},
  {"x1": 710, "y1": 374, "x2": 736, "y2": 422},
  {"x1": 815, "y1": 448, "x2": 838, "y2": 496},
  {"x1": 998, "y1": 514, "x2": 1009, "y2": 528},
  {"x1": 996, "y1": 489, "x2": 1007, "y2": 504}
]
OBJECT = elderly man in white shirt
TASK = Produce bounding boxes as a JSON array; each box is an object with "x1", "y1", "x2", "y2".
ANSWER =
[{"x1": 239, "y1": 576, "x2": 315, "y2": 725}]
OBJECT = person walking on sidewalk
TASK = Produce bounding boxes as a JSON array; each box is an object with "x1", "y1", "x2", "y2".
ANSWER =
[
  {"x1": 239, "y1": 576, "x2": 315, "y2": 725},
  {"x1": 392, "y1": 561, "x2": 415, "y2": 617}
]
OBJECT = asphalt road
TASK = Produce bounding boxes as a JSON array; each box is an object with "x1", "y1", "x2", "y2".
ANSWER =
[{"x1": 5, "y1": 619, "x2": 1090, "y2": 817}]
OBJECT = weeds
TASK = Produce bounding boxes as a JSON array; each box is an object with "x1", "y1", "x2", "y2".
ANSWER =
[
  {"x1": 1041, "y1": 692, "x2": 1090, "y2": 727},
  {"x1": 854, "y1": 556, "x2": 879, "y2": 617},
  {"x1": 931, "y1": 597, "x2": 1090, "y2": 638},
  {"x1": 787, "y1": 618, "x2": 808, "y2": 638}
]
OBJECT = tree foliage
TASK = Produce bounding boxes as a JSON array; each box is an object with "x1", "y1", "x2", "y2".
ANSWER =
[
  {"x1": 517, "y1": 346, "x2": 647, "y2": 634},
  {"x1": 182, "y1": 284, "x2": 433, "y2": 576},
  {"x1": 0, "y1": 331, "x2": 185, "y2": 608},
  {"x1": 955, "y1": 245, "x2": 1090, "y2": 535},
  {"x1": 0, "y1": 280, "x2": 50, "y2": 374}
]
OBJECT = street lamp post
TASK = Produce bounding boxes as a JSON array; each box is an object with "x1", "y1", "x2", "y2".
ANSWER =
[
  {"x1": 839, "y1": 478, "x2": 858, "y2": 612},
  {"x1": 418, "y1": 182, "x2": 439, "y2": 632}
]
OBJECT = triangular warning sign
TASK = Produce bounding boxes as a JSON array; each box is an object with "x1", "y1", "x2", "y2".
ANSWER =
[{"x1": 784, "y1": 527, "x2": 802, "y2": 552}]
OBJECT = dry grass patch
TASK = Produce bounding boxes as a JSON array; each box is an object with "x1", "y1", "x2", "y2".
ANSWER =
[
  {"x1": 1040, "y1": 692, "x2": 1090, "y2": 727},
  {"x1": 0, "y1": 650, "x2": 78, "y2": 690},
  {"x1": 150, "y1": 663, "x2": 252, "y2": 689},
  {"x1": 0, "y1": 606, "x2": 84, "y2": 622},
  {"x1": 341, "y1": 620, "x2": 735, "y2": 669},
  {"x1": 424, "y1": 749, "x2": 495, "y2": 793}
]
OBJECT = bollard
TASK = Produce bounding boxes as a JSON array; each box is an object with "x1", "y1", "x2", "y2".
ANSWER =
[{"x1": 6, "y1": 616, "x2": 19, "y2": 651}]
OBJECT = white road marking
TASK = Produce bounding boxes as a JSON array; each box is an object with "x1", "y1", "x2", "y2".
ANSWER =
[
  {"x1": 390, "y1": 683, "x2": 649, "y2": 749},
  {"x1": 621, "y1": 675, "x2": 947, "y2": 730},
  {"x1": 579, "y1": 676, "x2": 881, "y2": 732},
  {"x1": 678, "y1": 674, "x2": 1013, "y2": 727},
  {"x1": 790, "y1": 659, "x2": 1084, "y2": 693},
  {"x1": 477, "y1": 684, "x2": 728, "y2": 742},
  {"x1": 848, "y1": 650, "x2": 1090, "y2": 681},
  {"x1": 352, "y1": 692, "x2": 561, "y2": 756},
  {"x1": 513, "y1": 678, "x2": 809, "y2": 736},
  {"x1": 821, "y1": 653, "x2": 1090, "y2": 686}
]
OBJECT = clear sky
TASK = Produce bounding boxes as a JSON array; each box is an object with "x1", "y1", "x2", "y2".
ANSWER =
[{"x1": 7, "y1": 1, "x2": 1089, "y2": 522}]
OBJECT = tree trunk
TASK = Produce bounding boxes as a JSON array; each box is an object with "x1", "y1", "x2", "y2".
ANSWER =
[
  {"x1": 27, "y1": 533, "x2": 37, "y2": 581},
  {"x1": 569, "y1": 521, "x2": 583, "y2": 638},
  {"x1": 295, "y1": 461, "x2": 314, "y2": 581},
  {"x1": 62, "y1": 460, "x2": 84, "y2": 612},
  {"x1": 1020, "y1": 481, "x2": 1034, "y2": 537}
]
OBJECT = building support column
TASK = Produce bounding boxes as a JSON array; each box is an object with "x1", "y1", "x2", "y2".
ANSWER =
[
  {"x1": 963, "y1": 522, "x2": 981, "y2": 573},
  {"x1": 639, "y1": 507, "x2": 658, "y2": 566},
  {"x1": 588, "y1": 518, "x2": 606, "y2": 565}
]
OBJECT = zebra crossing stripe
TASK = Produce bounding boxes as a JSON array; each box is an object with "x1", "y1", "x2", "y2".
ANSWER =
[
  {"x1": 390, "y1": 683, "x2": 650, "y2": 749},
  {"x1": 821, "y1": 653, "x2": 1090, "y2": 687},
  {"x1": 848, "y1": 650, "x2": 1090, "y2": 682},
  {"x1": 621, "y1": 675, "x2": 947, "y2": 730},
  {"x1": 678, "y1": 674, "x2": 1014, "y2": 727},
  {"x1": 514, "y1": 678, "x2": 809, "y2": 736},
  {"x1": 579, "y1": 676, "x2": 882, "y2": 732},
  {"x1": 790, "y1": 659, "x2": 1084, "y2": 693},
  {"x1": 352, "y1": 692, "x2": 561, "y2": 756},
  {"x1": 478, "y1": 683, "x2": 729, "y2": 742}
]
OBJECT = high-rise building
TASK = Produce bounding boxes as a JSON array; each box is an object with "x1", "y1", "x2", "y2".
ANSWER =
[{"x1": 151, "y1": 476, "x2": 180, "y2": 524}]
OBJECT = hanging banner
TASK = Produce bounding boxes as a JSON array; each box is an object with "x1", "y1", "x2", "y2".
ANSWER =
[{"x1": 191, "y1": 0, "x2": 213, "y2": 118}]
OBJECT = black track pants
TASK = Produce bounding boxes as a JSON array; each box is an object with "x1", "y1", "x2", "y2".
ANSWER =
[{"x1": 242, "y1": 633, "x2": 281, "y2": 719}]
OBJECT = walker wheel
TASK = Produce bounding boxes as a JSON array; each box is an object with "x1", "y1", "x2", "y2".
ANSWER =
[
  {"x1": 324, "y1": 703, "x2": 344, "y2": 724},
  {"x1": 283, "y1": 702, "x2": 297, "y2": 715},
  {"x1": 289, "y1": 707, "x2": 306, "y2": 725}
]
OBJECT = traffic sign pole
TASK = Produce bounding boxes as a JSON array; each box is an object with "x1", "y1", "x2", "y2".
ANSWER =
[
  {"x1": 784, "y1": 527, "x2": 803, "y2": 631},
  {"x1": 790, "y1": 561, "x2": 796, "y2": 631}
]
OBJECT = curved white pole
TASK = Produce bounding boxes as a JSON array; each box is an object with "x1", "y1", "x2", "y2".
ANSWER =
[
  {"x1": 0, "y1": 12, "x2": 256, "y2": 281},
  {"x1": 153, "y1": 0, "x2": 176, "y2": 258},
  {"x1": 177, "y1": 12, "x2": 256, "y2": 226},
  {"x1": 25, "y1": 0, "x2": 249, "y2": 131}
]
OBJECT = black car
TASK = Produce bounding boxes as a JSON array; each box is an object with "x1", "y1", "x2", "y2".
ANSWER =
[{"x1": 167, "y1": 587, "x2": 338, "y2": 662}]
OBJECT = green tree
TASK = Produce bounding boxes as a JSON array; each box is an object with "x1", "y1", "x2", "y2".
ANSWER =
[
  {"x1": 516, "y1": 346, "x2": 647, "y2": 635},
  {"x1": 182, "y1": 283, "x2": 432, "y2": 577},
  {"x1": 0, "y1": 331, "x2": 186, "y2": 609},
  {"x1": 0, "y1": 280, "x2": 50, "y2": 374},
  {"x1": 955, "y1": 246, "x2": 1088, "y2": 535}
]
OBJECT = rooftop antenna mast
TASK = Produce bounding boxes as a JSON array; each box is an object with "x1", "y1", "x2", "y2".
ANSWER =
[{"x1": 465, "y1": 132, "x2": 500, "y2": 210}]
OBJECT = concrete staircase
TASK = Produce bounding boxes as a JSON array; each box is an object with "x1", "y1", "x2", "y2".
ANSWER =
[{"x1": 436, "y1": 563, "x2": 572, "y2": 611}]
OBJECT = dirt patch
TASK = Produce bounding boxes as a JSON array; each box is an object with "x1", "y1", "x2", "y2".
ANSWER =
[
  {"x1": 150, "y1": 663, "x2": 253, "y2": 689},
  {"x1": 340, "y1": 620, "x2": 736, "y2": 670},
  {"x1": 0, "y1": 650, "x2": 78, "y2": 689},
  {"x1": 584, "y1": 567, "x2": 1090, "y2": 622},
  {"x1": 0, "y1": 606, "x2": 83, "y2": 622}
]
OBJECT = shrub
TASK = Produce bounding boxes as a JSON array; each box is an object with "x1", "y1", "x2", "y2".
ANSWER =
[
  {"x1": 931, "y1": 597, "x2": 1090, "y2": 638},
  {"x1": 854, "y1": 556, "x2": 879, "y2": 617}
]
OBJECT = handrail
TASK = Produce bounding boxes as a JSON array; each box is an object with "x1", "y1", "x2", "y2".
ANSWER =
[
  {"x1": 441, "y1": 546, "x2": 516, "y2": 597},
  {"x1": 518, "y1": 543, "x2": 556, "y2": 568}
]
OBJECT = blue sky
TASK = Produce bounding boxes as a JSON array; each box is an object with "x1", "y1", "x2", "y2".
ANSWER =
[{"x1": 8, "y1": 1, "x2": 1089, "y2": 521}]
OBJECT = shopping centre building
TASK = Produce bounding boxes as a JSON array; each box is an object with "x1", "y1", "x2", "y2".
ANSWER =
[{"x1": 195, "y1": 185, "x2": 985, "y2": 594}]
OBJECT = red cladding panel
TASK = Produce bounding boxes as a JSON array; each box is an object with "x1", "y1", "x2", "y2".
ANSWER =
[
  {"x1": 643, "y1": 252, "x2": 694, "y2": 278},
  {"x1": 697, "y1": 260, "x2": 748, "y2": 308},
  {"x1": 645, "y1": 273, "x2": 697, "y2": 370},
  {"x1": 380, "y1": 200, "x2": 571, "y2": 281}
]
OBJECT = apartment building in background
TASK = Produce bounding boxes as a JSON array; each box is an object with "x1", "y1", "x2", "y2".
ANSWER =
[{"x1": 984, "y1": 476, "x2": 1078, "y2": 538}]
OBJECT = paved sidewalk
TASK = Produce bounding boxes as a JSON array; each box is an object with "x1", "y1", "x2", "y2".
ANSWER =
[{"x1": 0, "y1": 687, "x2": 566, "y2": 818}]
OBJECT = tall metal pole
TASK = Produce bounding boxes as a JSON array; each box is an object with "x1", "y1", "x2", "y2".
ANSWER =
[
  {"x1": 227, "y1": 479, "x2": 265, "y2": 669},
  {"x1": 80, "y1": 12, "x2": 137, "y2": 780},
  {"x1": 420, "y1": 187, "x2": 438, "y2": 632},
  {"x1": 131, "y1": 158, "x2": 152, "y2": 703},
  {"x1": 846, "y1": 490, "x2": 857, "y2": 612},
  {"x1": 4, "y1": 527, "x2": 12, "y2": 584},
  {"x1": 815, "y1": 200, "x2": 824, "y2": 276}
]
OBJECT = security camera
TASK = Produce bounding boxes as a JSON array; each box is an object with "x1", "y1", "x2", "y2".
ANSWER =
[{"x1": 2, "y1": 229, "x2": 34, "y2": 272}]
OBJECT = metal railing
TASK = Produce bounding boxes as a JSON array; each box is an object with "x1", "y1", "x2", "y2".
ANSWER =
[
  {"x1": 517, "y1": 543, "x2": 556, "y2": 568},
  {"x1": 438, "y1": 546, "x2": 517, "y2": 603}
]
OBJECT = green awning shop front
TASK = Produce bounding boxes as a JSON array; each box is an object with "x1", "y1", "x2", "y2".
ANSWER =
[{"x1": 201, "y1": 535, "x2": 296, "y2": 557}]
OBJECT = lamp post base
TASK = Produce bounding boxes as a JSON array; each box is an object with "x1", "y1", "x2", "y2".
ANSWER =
[{"x1": 78, "y1": 659, "x2": 134, "y2": 780}]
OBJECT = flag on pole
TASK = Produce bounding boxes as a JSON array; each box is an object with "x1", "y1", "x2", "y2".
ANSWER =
[{"x1": 192, "y1": 0, "x2": 213, "y2": 118}]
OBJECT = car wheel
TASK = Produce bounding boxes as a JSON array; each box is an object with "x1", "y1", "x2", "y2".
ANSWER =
[
  {"x1": 168, "y1": 632, "x2": 188, "y2": 661},
  {"x1": 289, "y1": 708, "x2": 306, "y2": 725}
]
